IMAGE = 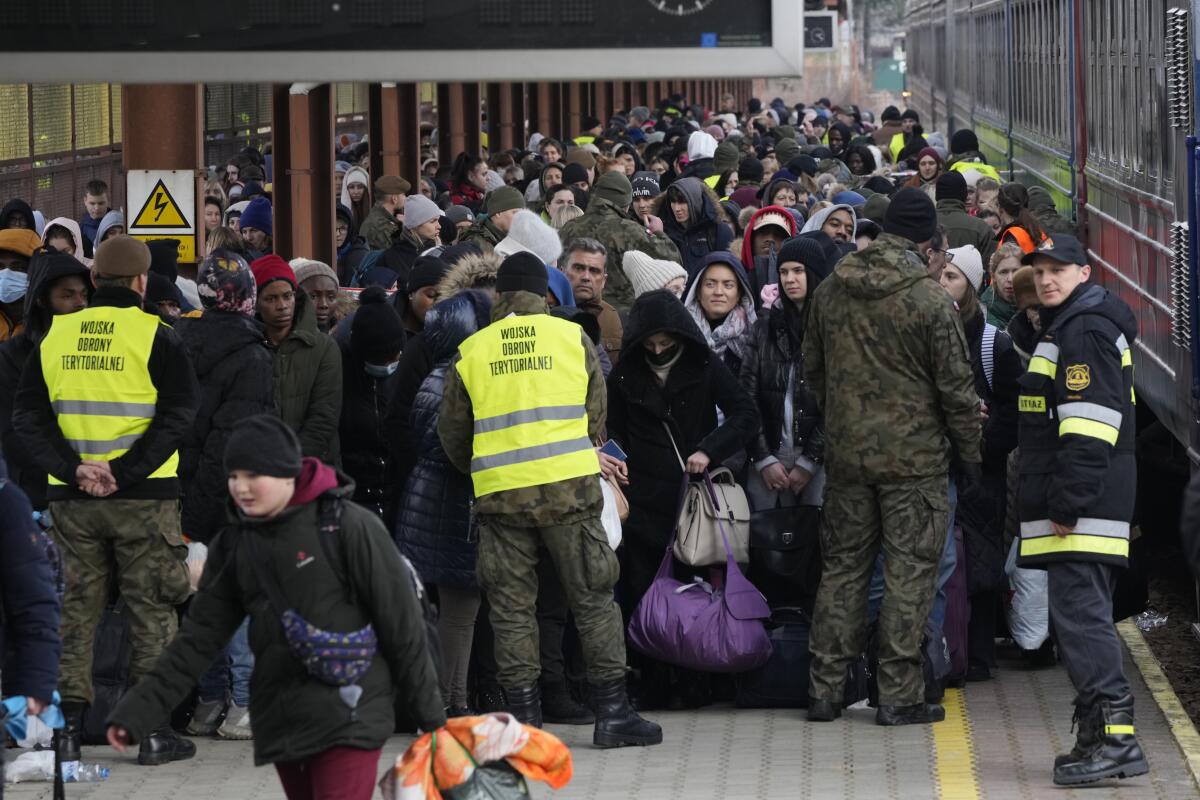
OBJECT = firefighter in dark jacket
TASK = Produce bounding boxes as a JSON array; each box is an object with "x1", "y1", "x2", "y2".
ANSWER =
[
  {"x1": 1015, "y1": 234, "x2": 1146, "y2": 786},
  {"x1": 12, "y1": 235, "x2": 199, "y2": 766}
]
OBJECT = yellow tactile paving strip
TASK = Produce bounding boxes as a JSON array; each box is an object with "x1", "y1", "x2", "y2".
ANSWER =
[{"x1": 932, "y1": 688, "x2": 982, "y2": 799}]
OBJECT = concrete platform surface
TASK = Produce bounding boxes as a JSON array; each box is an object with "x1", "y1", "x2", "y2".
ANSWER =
[{"x1": 7, "y1": 626, "x2": 1198, "y2": 799}]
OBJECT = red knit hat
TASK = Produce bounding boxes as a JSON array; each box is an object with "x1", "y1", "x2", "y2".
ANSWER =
[{"x1": 250, "y1": 254, "x2": 296, "y2": 289}]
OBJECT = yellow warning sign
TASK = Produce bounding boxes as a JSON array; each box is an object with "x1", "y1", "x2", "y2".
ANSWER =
[
  {"x1": 130, "y1": 180, "x2": 190, "y2": 229},
  {"x1": 132, "y1": 235, "x2": 196, "y2": 264}
]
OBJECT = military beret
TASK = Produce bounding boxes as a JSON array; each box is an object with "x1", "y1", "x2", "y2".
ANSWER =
[
  {"x1": 374, "y1": 175, "x2": 411, "y2": 196},
  {"x1": 94, "y1": 235, "x2": 152, "y2": 277}
]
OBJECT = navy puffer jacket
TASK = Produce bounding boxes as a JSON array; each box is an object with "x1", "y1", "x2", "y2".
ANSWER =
[{"x1": 393, "y1": 290, "x2": 492, "y2": 587}]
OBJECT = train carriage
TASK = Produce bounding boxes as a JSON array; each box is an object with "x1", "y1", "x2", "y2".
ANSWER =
[{"x1": 906, "y1": 0, "x2": 1194, "y2": 456}]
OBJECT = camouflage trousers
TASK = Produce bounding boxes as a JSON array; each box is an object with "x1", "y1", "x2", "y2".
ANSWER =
[
  {"x1": 476, "y1": 515, "x2": 626, "y2": 689},
  {"x1": 808, "y1": 476, "x2": 949, "y2": 706},
  {"x1": 50, "y1": 499, "x2": 191, "y2": 705}
]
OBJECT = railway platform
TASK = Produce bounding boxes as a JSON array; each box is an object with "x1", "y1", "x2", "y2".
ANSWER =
[{"x1": 7, "y1": 623, "x2": 1198, "y2": 800}]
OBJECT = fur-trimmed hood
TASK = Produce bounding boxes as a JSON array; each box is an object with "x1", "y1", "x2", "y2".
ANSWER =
[{"x1": 433, "y1": 249, "x2": 503, "y2": 300}]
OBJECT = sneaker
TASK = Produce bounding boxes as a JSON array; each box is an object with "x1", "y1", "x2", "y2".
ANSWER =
[
  {"x1": 217, "y1": 703, "x2": 253, "y2": 740},
  {"x1": 185, "y1": 699, "x2": 226, "y2": 736}
]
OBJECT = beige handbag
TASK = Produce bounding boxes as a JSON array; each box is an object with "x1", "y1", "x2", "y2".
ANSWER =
[{"x1": 664, "y1": 423, "x2": 750, "y2": 566}]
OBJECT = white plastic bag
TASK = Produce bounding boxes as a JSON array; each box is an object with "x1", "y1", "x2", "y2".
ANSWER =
[
  {"x1": 1004, "y1": 538, "x2": 1049, "y2": 650},
  {"x1": 599, "y1": 478, "x2": 623, "y2": 550}
]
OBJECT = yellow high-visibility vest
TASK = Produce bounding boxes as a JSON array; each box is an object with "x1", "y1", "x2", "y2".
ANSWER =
[
  {"x1": 889, "y1": 132, "x2": 906, "y2": 163},
  {"x1": 573, "y1": 135, "x2": 596, "y2": 147},
  {"x1": 456, "y1": 313, "x2": 598, "y2": 497},
  {"x1": 40, "y1": 305, "x2": 178, "y2": 484},
  {"x1": 949, "y1": 161, "x2": 1002, "y2": 183},
  {"x1": 703, "y1": 174, "x2": 721, "y2": 191}
]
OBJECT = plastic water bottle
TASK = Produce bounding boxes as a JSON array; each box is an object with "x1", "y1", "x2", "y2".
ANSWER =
[{"x1": 62, "y1": 761, "x2": 110, "y2": 782}]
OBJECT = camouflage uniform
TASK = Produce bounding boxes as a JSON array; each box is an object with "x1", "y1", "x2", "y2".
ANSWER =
[
  {"x1": 437, "y1": 290, "x2": 625, "y2": 688},
  {"x1": 557, "y1": 196, "x2": 682, "y2": 314},
  {"x1": 358, "y1": 203, "x2": 400, "y2": 251},
  {"x1": 803, "y1": 232, "x2": 982, "y2": 706},
  {"x1": 456, "y1": 218, "x2": 505, "y2": 253},
  {"x1": 52, "y1": 500, "x2": 191, "y2": 703}
]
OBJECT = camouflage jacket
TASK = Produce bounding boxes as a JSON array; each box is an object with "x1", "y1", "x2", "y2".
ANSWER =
[
  {"x1": 358, "y1": 203, "x2": 400, "y2": 251},
  {"x1": 437, "y1": 291, "x2": 606, "y2": 526},
  {"x1": 557, "y1": 196, "x2": 682, "y2": 314},
  {"x1": 456, "y1": 218, "x2": 504, "y2": 252},
  {"x1": 803, "y1": 232, "x2": 981, "y2": 483}
]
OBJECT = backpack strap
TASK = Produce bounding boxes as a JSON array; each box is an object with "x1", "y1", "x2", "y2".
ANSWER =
[
  {"x1": 981, "y1": 322, "x2": 998, "y2": 394},
  {"x1": 243, "y1": 496, "x2": 359, "y2": 614}
]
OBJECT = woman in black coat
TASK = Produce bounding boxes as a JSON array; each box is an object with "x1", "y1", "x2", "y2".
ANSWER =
[
  {"x1": 659, "y1": 177, "x2": 736, "y2": 281},
  {"x1": 938, "y1": 247, "x2": 1022, "y2": 681},
  {"x1": 176, "y1": 250, "x2": 275, "y2": 545},
  {"x1": 607, "y1": 289, "x2": 758, "y2": 709},
  {"x1": 338, "y1": 287, "x2": 407, "y2": 520},
  {"x1": 740, "y1": 236, "x2": 828, "y2": 514},
  {"x1": 393, "y1": 289, "x2": 492, "y2": 716}
]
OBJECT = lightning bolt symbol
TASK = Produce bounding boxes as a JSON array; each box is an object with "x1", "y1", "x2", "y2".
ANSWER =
[{"x1": 153, "y1": 190, "x2": 169, "y2": 222}]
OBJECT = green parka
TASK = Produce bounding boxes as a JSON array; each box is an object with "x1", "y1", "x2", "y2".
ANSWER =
[
  {"x1": 275, "y1": 291, "x2": 342, "y2": 463},
  {"x1": 804, "y1": 232, "x2": 982, "y2": 483}
]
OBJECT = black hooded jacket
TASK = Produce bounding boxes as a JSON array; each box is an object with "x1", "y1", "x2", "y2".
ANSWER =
[
  {"x1": 607, "y1": 290, "x2": 759, "y2": 549},
  {"x1": 0, "y1": 251, "x2": 90, "y2": 508},
  {"x1": 739, "y1": 294, "x2": 824, "y2": 468},
  {"x1": 174, "y1": 312, "x2": 275, "y2": 544},
  {"x1": 661, "y1": 178, "x2": 736, "y2": 281},
  {"x1": 0, "y1": 198, "x2": 34, "y2": 230}
]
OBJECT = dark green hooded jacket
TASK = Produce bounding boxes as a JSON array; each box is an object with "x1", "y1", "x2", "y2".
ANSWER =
[{"x1": 108, "y1": 473, "x2": 445, "y2": 765}]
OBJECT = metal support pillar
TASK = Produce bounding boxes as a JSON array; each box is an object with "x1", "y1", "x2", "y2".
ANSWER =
[
  {"x1": 533, "y1": 82, "x2": 561, "y2": 141},
  {"x1": 612, "y1": 81, "x2": 627, "y2": 116},
  {"x1": 396, "y1": 83, "x2": 422, "y2": 183},
  {"x1": 593, "y1": 82, "x2": 611, "y2": 128},
  {"x1": 437, "y1": 82, "x2": 482, "y2": 165},
  {"x1": 565, "y1": 81, "x2": 584, "y2": 141},
  {"x1": 121, "y1": 84, "x2": 204, "y2": 263},
  {"x1": 369, "y1": 83, "x2": 401, "y2": 180},
  {"x1": 486, "y1": 82, "x2": 522, "y2": 152},
  {"x1": 271, "y1": 83, "x2": 334, "y2": 265},
  {"x1": 509, "y1": 83, "x2": 526, "y2": 151}
]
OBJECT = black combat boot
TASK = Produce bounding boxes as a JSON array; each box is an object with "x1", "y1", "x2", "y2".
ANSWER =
[
  {"x1": 806, "y1": 698, "x2": 842, "y2": 722},
  {"x1": 591, "y1": 679, "x2": 663, "y2": 748},
  {"x1": 540, "y1": 679, "x2": 594, "y2": 725},
  {"x1": 506, "y1": 685, "x2": 543, "y2": 728},
  {"x1": 1054, "y1": 699, "x2": 1099, "y2": 769},
  {"x1": 1053, "y1": 694, "x2": 1148, "y2": 786},
  {"x1": 57, "y1": 702, "x2": 86, "y2": 762},
  {"x1": 875, "y1": 702, "x2": 946, "y2": 726},
  {"x1": 138, "y1": 724, "x2": 197, "y2": 766}
]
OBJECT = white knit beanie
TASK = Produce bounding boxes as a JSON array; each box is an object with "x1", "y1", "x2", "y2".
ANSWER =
[
  {"x1": 493, "y1": 209, "x2": 563, "y2": 264},
  {"x1": 622, "y1": 250, "x2": 688, "y2": 299},
  {"x1": 687, "y1": 131, "x2": 718, "y2": 161},
  {"x1": 947, "y1": 244, "x2": 985, "y2": 292}
]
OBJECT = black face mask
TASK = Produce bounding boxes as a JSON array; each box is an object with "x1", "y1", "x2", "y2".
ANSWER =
[{"x1": 645, "y1": 343, "x2": 680, "y2": 366}]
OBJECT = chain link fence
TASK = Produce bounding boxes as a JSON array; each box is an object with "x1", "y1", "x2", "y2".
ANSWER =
[{"x1": 0, "y1": 83, "x2": 123, "y2": 224}]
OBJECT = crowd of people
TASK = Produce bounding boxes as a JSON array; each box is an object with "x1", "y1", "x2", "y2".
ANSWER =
[{"x1": 0, "y1": 90, "x2": 1149, "y2": 796}]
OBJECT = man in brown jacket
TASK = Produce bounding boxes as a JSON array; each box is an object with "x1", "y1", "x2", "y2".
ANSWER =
[{"x1": 559, "y1": 237, "x2": 623, "y2": 367}]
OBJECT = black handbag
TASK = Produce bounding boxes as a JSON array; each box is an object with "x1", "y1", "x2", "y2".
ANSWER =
[{"x1": 748, "y1": 503, "x2": 822, "y2": 608}]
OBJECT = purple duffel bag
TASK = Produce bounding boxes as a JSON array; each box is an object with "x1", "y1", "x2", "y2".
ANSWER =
[{"x1": 627, "y1": 472, "x2": 773, "y2": 673}]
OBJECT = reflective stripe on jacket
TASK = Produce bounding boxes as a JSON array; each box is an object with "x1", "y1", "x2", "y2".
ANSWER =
[
  {"x1": 1016, "y1": 286, "x2": 1136, "y2": 567},
  {"x1": 456, "y1": 313, "x2": 598, "y2": 496},
  {"x1": 889, "y1": 132, "x2": 905, "y2": 163},
  {"x1": 40, "y1": 305, "x2": 179, "y2": 484}
]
